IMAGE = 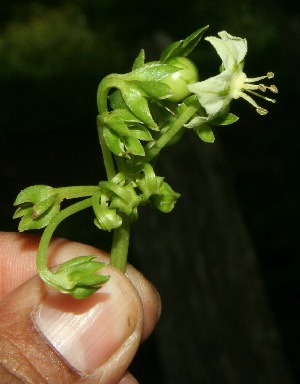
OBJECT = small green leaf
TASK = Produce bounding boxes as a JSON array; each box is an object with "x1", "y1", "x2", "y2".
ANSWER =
[
  {"x1": 132, "y1": 49, "x2": 145, "y2": 70},
  {"x1": 125, "y1": 136, "x2": 145, "y2": 156},
  {"x1": 51, "y1": 256, "x2": 109, "y2": 299},
  {"x1": 160, "y1": 25, "x2": 209, "y2": 62},
  {"x1": 14, "y1": 185, "x2": 56, "y2": 206},
  {"x1": 210, "y1": 112, "x2": 239, "y2": 126},
  {"x1": 129, "y1": 124, "x2": 153, "y2": 141},
  {"x1": 103, "y1": 126, "x2": 125, "y2": 156},
  {"x1": 150, "y1": 181, "x2": 180, "y2": 213},
  {"x1": 94, "y1": 207, "x2": 122, "y2": 231},
  {"x1": 136, "y1": 164, "x2": 164, "y2": 200},
  {"x1": 102, "y1": 112, "x2": 131, "y2": 136},
  {"x1": 32, "y1": 194, "x2": 58, "y2": 217},
  {"x1": 126, "y1": 63, "x2": 178, "y2": 82},
  {"x1": 108, "y1": 183, "x2": 142, "y2": 215},
  {"x1": 196, "y1": 124, "x2": 215, "y2": 143},
  {"x1": 109, "y1": 90, "x2": 128, "y2": 110},
  {"x1": 13, "y1": 185, "x2": 60, "y2": 231},
  {"x1": 55, "y1": 256, "x2": 105, "y2": 273},
  {"x1": 113, "y1": 109, "x2": 142, "y2": 123},
  {"x1": 120, "y1": 84, "x2": 158, "y2": 129},
  {"x1": 135, "y1": 81, "x2": 172, "y2": 99}
]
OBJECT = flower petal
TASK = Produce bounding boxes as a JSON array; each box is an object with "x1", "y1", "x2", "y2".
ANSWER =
[
  {"x1": 188, "y1": 70, "x2": 232, "y2": 115},
  {"x1": 205, "y1": 31, "x2": 247, "y2": 70}
]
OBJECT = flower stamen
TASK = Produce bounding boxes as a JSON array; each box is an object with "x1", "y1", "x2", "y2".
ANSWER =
[
  {"x1": 238, "y1": 91, "x2": 268, "y2": 115},
  {"x1": 239, "y1": 72, "x2": 278, "y2": 115}
]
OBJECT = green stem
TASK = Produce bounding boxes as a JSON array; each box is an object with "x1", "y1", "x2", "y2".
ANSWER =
[
  {"x1": 96, "y1": 74, "x2": 121, "y2": 114},
  {"x1": 144, "y1": 103, "x2": 199, "y2": 163},
  {"x1": 36, "y1": 197, "x2": 93, "y2": 286},
  {"x1": 97, "y1": 117, "x2": 116, "y2": 180},
  {"x1": 55, "y1": 185, "x2": 98, "y2": 200},
  {"x1": 110, "y1": 213, "x2": 130, "y2": 272}
]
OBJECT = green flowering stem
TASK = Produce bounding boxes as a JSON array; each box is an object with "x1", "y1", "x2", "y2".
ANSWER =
[
  {"x1": 96, "y1": 75, "x2": 119, "y2": 113},
  {"x1": 143, "y1": 101, "x2": 199, "y2": 163},
  {"x1": 110, "y1": 213, "x2": 131, "y2": 272},
  {"x1": 55, "y1": 185, "x2": 98, "y2": 199},
  {"x1": 36, "y1": 197, "x2": 93, "y2": 289},
  {"x1": 97, "y1": 116, "x2": 117, "y2": 180}
]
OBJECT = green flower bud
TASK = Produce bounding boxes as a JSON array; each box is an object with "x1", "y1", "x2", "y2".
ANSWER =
[{"x1": 161, "y1": 57, "x2": 199, "y2": 102}]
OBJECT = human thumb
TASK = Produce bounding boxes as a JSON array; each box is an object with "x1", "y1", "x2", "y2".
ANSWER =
[{"x1": 0, "y1": 264, "x2": 144, "y2": 383}]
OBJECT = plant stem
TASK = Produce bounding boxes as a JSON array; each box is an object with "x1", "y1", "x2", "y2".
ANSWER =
[
  {"x1": 36, "y1": 198, "x2": 93, "y2": 286},
  {"x1": 110, "y1": 213, "x2": 130, "y2": 272},
  {"x1": 144, "y1": 103, "x2": 199, "y2": 163},
  {"x1": 55, "y1": 185, "x2": 98, "y2": 200},
  {"x1": 97, "y1": 117, "x2": 116, "y2": 180}
]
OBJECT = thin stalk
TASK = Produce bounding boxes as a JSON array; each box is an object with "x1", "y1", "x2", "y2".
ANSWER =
[
  {"x1": 110, "y1": 213, "x2": 130, "y2": 272},
  {"x1": 144, "y1": 103, "x2": 199, "y2": 163},
  {"x1": 36, "y1": 198, "x2": 93, "y2": 286},
  {"x1": 55, "y1": 185, "x2": 98, "y2": 200},
  {"x1": 97, "y1": 117, "x2": 116, "y2": 180}
]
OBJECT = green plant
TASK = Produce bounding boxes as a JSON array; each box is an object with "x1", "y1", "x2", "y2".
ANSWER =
[{"x1": 13, "y1": 26, "x2": 277, "y2": 298}]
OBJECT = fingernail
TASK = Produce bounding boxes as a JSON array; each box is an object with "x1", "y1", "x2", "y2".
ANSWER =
[{"x1": 34, "y1": 268, "x2": 138, "y2": 374}]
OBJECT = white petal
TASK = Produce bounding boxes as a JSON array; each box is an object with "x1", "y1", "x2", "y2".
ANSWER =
[
  {"x1": 188, "y1": 70, "x2": 232, "y2": 115},
  {"x1": 205, "y1": 31, "x2": 247, "y2": 70},
  {"x1": 184, "y1": 115, "x2": 208, "y2": 129}
]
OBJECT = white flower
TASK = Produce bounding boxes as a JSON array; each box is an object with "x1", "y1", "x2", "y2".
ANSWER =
[{"x1": 188, "y1": 31, "x2": 278, "y2": 116}]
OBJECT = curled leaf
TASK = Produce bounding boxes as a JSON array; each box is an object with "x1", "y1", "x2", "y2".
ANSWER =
[{"x1": 150, "y1": 181, "x2": 180, "y2": 213}]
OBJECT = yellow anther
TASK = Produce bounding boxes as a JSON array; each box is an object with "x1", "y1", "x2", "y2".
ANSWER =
[{"x1": 256, "y1": 107, "x2": 268, "y2": 115}]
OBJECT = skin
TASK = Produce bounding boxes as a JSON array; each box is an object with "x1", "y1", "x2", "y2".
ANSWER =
[{"x1": 0, "y1": 232, "x2": 161, "y2": 383}]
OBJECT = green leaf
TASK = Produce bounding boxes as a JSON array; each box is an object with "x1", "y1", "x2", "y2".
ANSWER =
[
  {"x1": 14, "y1": 185, "x2": 56, "y2": 206},
  {"x1": 94, "y1": 207, "x2": 122, "y2": 231},
  {"x1": 70, "y1": 286, "x2": 100, "y2": 299},
  {"x1": 109, "y1": 90, "x2": 128, "y2": 110},
  {"x1": 129, "y1": 124, "x2": 153, "y2": 141},
  {"x1": 120, "y1": 84, "x2": 158, "y2": 129},
  {"x1": 125, "y1": 136, "x2": 145, "y2": 156},
  {"x1": 114, "y1": 109, "x2": 143, "y2": 123},
  {"x1": 102, "y1": 112, "x2": 131, "y2": 136},
  {"x1": 13, "y1": 185, "x2": 60, "y2": 231},
  {"x1": 160, "y1": 25, "x2": 209, "y2": 62},
  {"x1": 196, "y1": 124, "x2": 215, "y2": 143},
  {"x1": 55, "y1": 256, "x2": 105, "y2": 273},
  {"x1": 107, "y1": 183, "x2": 142, "y2": 215},
  {"x1": 150, "y1": 181, "x2": 180, "y2": 213},
  {"x1": 132, "y1": 49, "x2": 145, "y2": 70},
  {"x1": 210, "y1": 112, "x2": 239, "y2": 126},
  {"x1": 102, "y1": 126, "x2": 125, "y2": 156},
  {"x1": 135, "y1": 81, "x2": 172, "y2": 99},
  {"x1": 52, "y1": 256, "x2": 110, "y2": 299},
  {"x1": 16, "y1": 203, "x2": 60, "y2": 231},
  {"x1": 136, "y1": 164, "x2": 164, "y2": 200},
  {"x1": 126, "y1": 63, "x2": 178, "y2": 82},
  {"x1": 32, "y1": 194, "x2": 58, "y2": 217}
]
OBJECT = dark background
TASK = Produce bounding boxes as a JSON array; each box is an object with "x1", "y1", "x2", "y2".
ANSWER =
[{"x1": 0, "y1": 0, "x2": 299, "y2": 382}]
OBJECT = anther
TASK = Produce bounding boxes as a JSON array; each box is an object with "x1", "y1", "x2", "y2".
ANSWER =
[
  {"x1": 267, "y1": 72, "x2": 274, "y2": 79},
  {"x1": 258, "y1": 84, "x2": 267, "y2": 92},
  {"x1": 256, "y1": 107, "x2": 268, "y2": 115},
  {"x1": 270, "y1": 85, "x2": 278, "y2": 93}
]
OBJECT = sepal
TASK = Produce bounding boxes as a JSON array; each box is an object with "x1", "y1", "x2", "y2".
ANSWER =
[
  {"x1": 136, "y1": 164, "x2": 164, "y2": 200},
  {"x1": 52, "y1": 256, "x2": 109, "y2": 299},
  {"x1": 150, "y1": 181, "x2": 180, "y2": 213},
  {"x1": 132, "y1": 49, "x2": 145, "y2": 70},
  {"x1": 13, "y1": 185, "x2": 60, "y2": 231},
  {"x1": 195, "y1": 123, "x2": 215, "y2": 143},
  {"x1": 160, "y1": 25, "x2": 209, "y2": 62},
  {"x1": 119, "y1": 83, "x2": 158, "y2": 129}
]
